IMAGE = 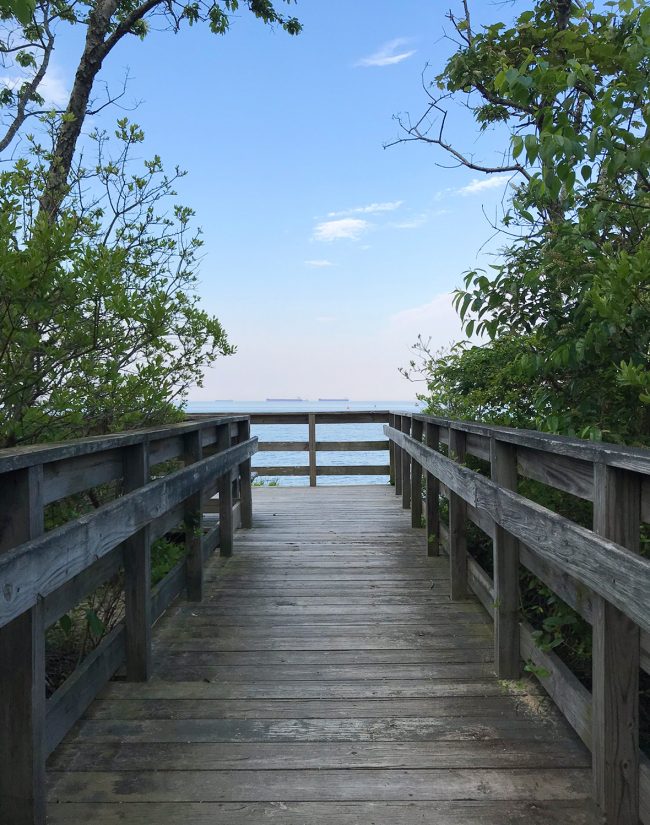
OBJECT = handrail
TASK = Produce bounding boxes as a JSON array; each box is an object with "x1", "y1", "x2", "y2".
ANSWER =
[
  {"x1": 0, "y1": 416, "x2": 257, "y2": 825},
  {"x1": 385, "y1": 410, "x2": 650, "y2": 825},
  {"x1": 190, "y1": 410, "x2": 391, "y2": 486}
]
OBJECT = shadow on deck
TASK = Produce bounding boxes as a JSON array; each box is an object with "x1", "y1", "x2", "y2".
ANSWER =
[{"x1": 46, "y1": 485, "x2": 597, "y2": 824}]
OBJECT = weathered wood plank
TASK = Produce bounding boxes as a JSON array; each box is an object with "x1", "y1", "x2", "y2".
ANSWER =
[
  {"x1": 0, "y1": 438, "x2": 257, "y2": 628},
  {"x1": 387, "y1": 426, "x2": 650, "y2": 634},
  {"x1": 46, "y1": 767, "x2": 592, "y2": 803},
  {"x1": 0, "y1": 416, "x2": 248, "y2": 475},
  {"x1": 0, "y1": 465, "x2": 46, "y2": 825},
  {"x1": 448, "y1": 428, "x2": 468, "y2": 600},
  {"x1": 45, "y1": 800, "x2": 599, "y2": 825},
  {"x1": 411, "y1": 419, "x2": 423, "y2": 529},
  {"x1": 49, "y1": 738, "x2": 590, "y2": 771},
  {"x1": 490, "y1": 438, "x2": 520, "y2": 679},
  {"x1": 425, "y1": 422, "x2": 440, "y2": 556},
  {"x1": 591, "y1": 463, "x2": 640, "y2": 825},
  {"x1": 45, "y1": 626, "x2": 125, "y2": 757},
  {"x1": 308, "y1": 413, "x2": 317, "y2": 487},
  {"x1": 123, "y1": 443, "x2": 152, "y2": 681},
  {"x1": 44, "y1": 484, "x2": 597, "y2": 825},
  {"x1": 216, "y1": 424, "x2": 234, "y2": 557},
  {"x1": 253, "y1": 465, "x2": 390, "y2": 476},
  {"x1": 237, "y1": 420, "x2": 253, "y2": 529}
]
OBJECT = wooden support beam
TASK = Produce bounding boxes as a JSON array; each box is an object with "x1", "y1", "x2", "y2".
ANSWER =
[
  {"x1": 411, "y1": 419, "x2": 423, "y2": 529},
  {"x1": 401, "y1": 415, "x2": 411, "y2": 510},
  {"x1": 388, "y1": 413, "x2": 395, "y2": 485},
  {"x1": 448, "y1": 428, "x2": 468, "y2": 600},
  {"x1": 394, "y1": 415, "x2": 402, "y2": 496},
  {"x1": 238, "y1": 420, "x2": 253, "y2": 528},
  {"x1": 592, "y1": 462, "x2": 640, "y2": 825},
  {"x1": 217, "y1": 423, "x2": 233, "y2": 557},
  {"x1": 490, "y1": 438, "x2": 520, "y2": 679},
  {"x1": 0, "y1": 466, "x2": 46, "y2": 825},
  {"x1": 425, "y1": 422, "x2": 440, "y2": 557},
  {"x1": 183, "y1": 430, "x2": 203, "y2": 601},
  {"x1": 308, "y1": 413, "x2": 317, "y2": 488},
  {"x1": 123, "y1": 443, "x2": 152, "y2": 682}
]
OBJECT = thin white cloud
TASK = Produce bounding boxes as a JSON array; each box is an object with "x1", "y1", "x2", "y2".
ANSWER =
[
  {"x1": 1, "y1": 62, "x2": 69, "y2": 108},
  {"x1": 391, "y1": 214, "x2": 428, "y2": 230},
  {"x1": 328, "y1": 200, "x2": 403, "y2": 218},
  {"x1": 357, "y1": 38, "x2": 416, "y2": 68},
  {"x1": 313, "y1": 218, "x2": 370, "y2": 242},
  {"x1": 305, "y1": 259, "x2": 334, "y2": 268},
  {"x1": 458, "y1": 175, "x2": 511, "y2": 195}
]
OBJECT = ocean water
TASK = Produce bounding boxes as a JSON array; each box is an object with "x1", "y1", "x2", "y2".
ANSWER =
[{"x1": 184, "y1": 400, "x2": 423, "y2": 485}]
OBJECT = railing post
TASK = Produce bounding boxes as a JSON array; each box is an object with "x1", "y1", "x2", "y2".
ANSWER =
[
  {"x1": 425, "y1": 422, "x2": 440, "y2": 556},
  {"x1": 410, "y1": 418, "x2": 423, "y2": 529},
  {"x1": 183, "y1": 429, "x2": 204, "y2": 600},
  {"x1": 0, "y1": 465, "x2": 46, "y2": 825},
  {"x1": 238, "y1": 419, "x2": 253, "y2": 528},
  {"x1": 123, "y1": 442, "x2": 152, "y2": 681},
  {"x1": 394, "y1": 414, "x2": 403, "y2": 496},
  {"x1": 448, "y1": 427, "x2": 468, "y2": 599},
  {"x1": 400, "y1": 415, "x2": 411, "y2": 510},
  {"x1": 217, "y1": 422, "x2": 234, "y2": 556},
  {"x1": 308, "y1": 413, "x2": 317, "y2": 487},
  {"x1": 592, "y1": 462, "x2": 640, "y2": 825},
  {"x1": 490, "y1": 438, "x2": 520, "y2": 679},
  {"x1": 388, "y1": 413, "x2": 395, "y2": 485}
]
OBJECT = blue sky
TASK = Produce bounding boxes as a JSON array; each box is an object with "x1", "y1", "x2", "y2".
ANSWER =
[{"x1": 54, "y1": 0, "x2": 517, "y2": 400}]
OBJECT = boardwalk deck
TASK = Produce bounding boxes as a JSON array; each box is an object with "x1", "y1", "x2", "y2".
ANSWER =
[{"x1": 46, "y1": 485, "x2": 598, "y2": 824}]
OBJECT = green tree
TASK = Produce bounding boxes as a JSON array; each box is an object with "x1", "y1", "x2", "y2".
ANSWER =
[
  {"x1": 396, "y1": 0, "x2": 650, "y2": 442},
  {"x1": 0, "y1": 119, "x2": 233, "y2": 446}
]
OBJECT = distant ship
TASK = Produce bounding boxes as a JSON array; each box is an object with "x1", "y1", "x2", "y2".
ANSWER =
[
  {"x1": 318, "y1": 398, "x2": 349, "y2": 402},
  {"x1": 266, "y1": 397, "x2": 304, "y2": 402}
]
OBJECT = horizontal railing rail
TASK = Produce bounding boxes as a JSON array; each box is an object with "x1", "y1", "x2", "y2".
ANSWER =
[
  {"x1": 0, "y1": 416, "x2": 257, "y2": 825},
  {"x1": 190, "y1": 410, "x2": 391, "y2": 486},
  {"x1": 385, "y1": 411, "x2": 650, "y2": 825}
]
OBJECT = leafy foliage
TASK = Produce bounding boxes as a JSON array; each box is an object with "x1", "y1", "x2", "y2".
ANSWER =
[
  {"x1": 0, "y1": 119, "x2": 233, "y2": 446},
  {"x1": 400, "y1": 0, "x2": 650, "y2": 443}
]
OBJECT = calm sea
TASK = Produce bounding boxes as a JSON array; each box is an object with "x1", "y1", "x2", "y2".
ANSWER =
[{"x1": 184, "y1": 400, "x2": 423, "y2": 486}]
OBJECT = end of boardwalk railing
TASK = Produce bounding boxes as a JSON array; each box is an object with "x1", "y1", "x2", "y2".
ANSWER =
[
  {"x1": 191, "y1": 410, "x2": 392, "y2": 485},
  {"x1": 386, "y1": 411, "x2": 650, "y2": 825},
  {"x1": 0, "y1": 417, "x2": 257, "y2": 825}
]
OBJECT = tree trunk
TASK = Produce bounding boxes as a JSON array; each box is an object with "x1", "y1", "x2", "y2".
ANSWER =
[{"x1": 39, "y1": 0, "x2": 118, "y2": 219}]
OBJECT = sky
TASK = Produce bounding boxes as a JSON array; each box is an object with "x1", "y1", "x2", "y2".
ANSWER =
[{"x1": 52, "y1": 0, "x2": 517, "y2": 401}]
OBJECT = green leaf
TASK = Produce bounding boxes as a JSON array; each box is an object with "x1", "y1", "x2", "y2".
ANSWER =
[{"x1": 85, "y1": 610, "x2": 105, "y2": 638}]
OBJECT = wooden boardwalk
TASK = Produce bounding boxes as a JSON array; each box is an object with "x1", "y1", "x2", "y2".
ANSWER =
[{"x1": 46, "y1": 485, "x2": 597, "y2": 824}]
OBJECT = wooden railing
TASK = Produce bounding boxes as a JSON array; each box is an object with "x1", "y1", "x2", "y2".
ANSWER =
[
  {"x1": 386, "y1": 410, "x2": 650, "y2": 825},
  {"x1": 191, "y1": 410, "x2": 391, "y2": 485},
  {"x1": 0, "y1": 416, "x2": 257, "y2": 825}
]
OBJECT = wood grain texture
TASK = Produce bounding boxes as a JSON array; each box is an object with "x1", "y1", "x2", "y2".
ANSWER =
[
  {"x1": 400, "y1": 416, "x2": 411, "y2": 510},
  {"x1": 47, "y1": 485, "x2": 597, "y2": 825},
  {"x1": 591, "y1": 463, "x2": 640, "y2": 825},
  {"x1": 448, "y1": 428, "x2": 468, "y2": 600},
  {"x1": 386, "y1": 426, "x2": 650, "y2": 634},
  {"x1": 0, "y1": 416, "x2": 247, "y2": 476},
  {"x1": 122, "y1": 443, "x2": 152, "y2": 681},
  {"x1": 490, "y1": 438, "x2": 520, "y2": 679},
  {"x1": 425, "y1": 422, "x2": 440, "y2": 556},
  {"x1": 0, "y1": 438, "x2": 257, "y2": 629},
  {"x1": 410, "y1": 419, "x2": 423, "y2": 529},
  {"x1": 394, "y1": 414, "x2": 403, "y2": 497},
  {"x1": 0, "y1": 466, "x2": 46, "y2": 825}
]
